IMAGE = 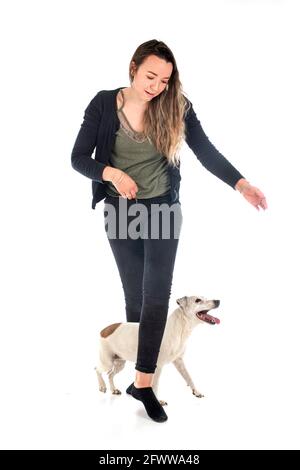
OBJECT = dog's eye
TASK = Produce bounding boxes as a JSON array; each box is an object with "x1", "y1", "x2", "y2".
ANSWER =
[{"x1": 195, "y1": 298, "x2": 202, "y2": 303}]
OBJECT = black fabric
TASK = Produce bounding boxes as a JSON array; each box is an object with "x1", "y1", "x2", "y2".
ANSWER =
[
  {"x1": 103, "y1": 194, "x2": 182, "y2": 373},
  {"x1": 126, "y1": 382, "x2": 168, "y2": 423}
]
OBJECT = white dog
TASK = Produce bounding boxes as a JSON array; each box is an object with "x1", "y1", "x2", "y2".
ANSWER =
[{"x1": 95, "y1": 295, "x2": 220, "y2": 405}]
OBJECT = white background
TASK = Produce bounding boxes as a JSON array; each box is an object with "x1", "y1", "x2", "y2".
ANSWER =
[{"x1": 1, "y1": 0, "x2": 299, "y2": 450}]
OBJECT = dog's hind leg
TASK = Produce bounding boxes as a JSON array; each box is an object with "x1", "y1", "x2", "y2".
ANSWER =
[
  {"x1": 173, "y1": 357, "x2": 204, "y2": 398},
  {"x1": 94, "y1": 366, "x2": 107, "y2": 393},
  {"x1": 107, "y1": 358, "x2": 126, "y2": 395},
  {"x1": 95, "y1": 342, "x2": 116, "y2": 393}
]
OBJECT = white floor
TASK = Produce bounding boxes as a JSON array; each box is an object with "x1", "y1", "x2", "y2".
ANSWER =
[{"x1": 1, "y1": 312, "x2": 299, "y2": 450}]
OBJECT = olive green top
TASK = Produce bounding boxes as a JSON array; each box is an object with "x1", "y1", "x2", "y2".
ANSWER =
[{"x1": 105, "y1": 90, "x2": 171, "y2": 199}]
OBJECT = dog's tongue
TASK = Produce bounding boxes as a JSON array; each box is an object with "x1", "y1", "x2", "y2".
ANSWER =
[{"x1": 201, "y1": 312, "x2": 220, "y2": 325}]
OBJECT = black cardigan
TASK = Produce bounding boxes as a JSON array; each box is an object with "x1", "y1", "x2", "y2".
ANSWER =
[{"x1": 71, "y1": 87, "x2": 245, "y2": 209}]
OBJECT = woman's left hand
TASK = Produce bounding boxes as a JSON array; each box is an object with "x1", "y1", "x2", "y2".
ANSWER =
[{"x1": 235, "y1": 179, "x2": 268, "y2": 211}]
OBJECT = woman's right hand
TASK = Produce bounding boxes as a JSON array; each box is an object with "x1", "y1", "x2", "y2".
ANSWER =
[{"x1": 102, "y1": 167, "x2": 138, "y2": 200}]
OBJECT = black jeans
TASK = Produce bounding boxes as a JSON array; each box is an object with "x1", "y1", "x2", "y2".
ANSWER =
[{"x1": 103, "y1": 192, "x2": 183, "y2": 374}]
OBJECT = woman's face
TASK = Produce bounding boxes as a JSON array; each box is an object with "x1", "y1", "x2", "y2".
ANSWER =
[{"x1": 131, "y1": 54, "x2": 173, "y2": 101}]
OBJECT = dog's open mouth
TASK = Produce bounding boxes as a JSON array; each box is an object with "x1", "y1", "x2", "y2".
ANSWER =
[{"x1": 196, "y1": 310, "x2": 220, "y2": 325}]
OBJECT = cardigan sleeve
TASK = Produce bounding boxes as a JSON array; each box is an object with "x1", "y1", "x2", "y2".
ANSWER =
[
  {"x1": 71, "y1": 92, "x2": 107, "y2": 183},
  {"x1": 184, "y1": 98, "x2": 245, "y2": 189}
]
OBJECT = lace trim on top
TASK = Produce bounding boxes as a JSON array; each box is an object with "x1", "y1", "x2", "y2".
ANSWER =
[{"x1": 117, "y1": 89, "x2": 150, "y2": 144}]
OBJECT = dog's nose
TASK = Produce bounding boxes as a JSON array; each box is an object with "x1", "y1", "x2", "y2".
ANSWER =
[{"x1": 214, "y1": 300, "x2": 220, "y2": 307}]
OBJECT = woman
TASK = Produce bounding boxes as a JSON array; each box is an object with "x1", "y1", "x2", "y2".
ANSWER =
[{"x1": 71, "y1": 39, "x2": 267, "y2": 423}]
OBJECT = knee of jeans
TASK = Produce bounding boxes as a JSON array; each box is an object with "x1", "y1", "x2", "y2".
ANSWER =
[
  {"x1": 124, "y1": 293, "x2": 143, "y2": 309},
  {"x1": 143, "y1": 271, "x2": 174, "y2": 301},
  {"x1": 142, "y1": 292, "x2": 171, "y2": 306}
]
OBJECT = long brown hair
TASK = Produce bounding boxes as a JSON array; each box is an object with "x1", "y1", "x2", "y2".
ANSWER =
[{"x1": 129, "y1": 39, "x2": 191, "y2": 168}]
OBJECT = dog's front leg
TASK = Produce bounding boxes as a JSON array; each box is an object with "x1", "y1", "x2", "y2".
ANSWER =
[
  {"x1": 173, "y1": 357, "x2": 204, "y2": 398},
  {"x1": 152, "y1": 367, "x2": 168, "y2": 406}
]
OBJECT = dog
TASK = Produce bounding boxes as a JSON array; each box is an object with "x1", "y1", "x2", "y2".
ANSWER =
[{"x1": 95, "y1": 295, "x2": 220, "y2": 406}]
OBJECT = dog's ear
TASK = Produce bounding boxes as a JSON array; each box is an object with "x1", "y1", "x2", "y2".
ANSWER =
[{"x1": 176, "y1": 296, "x2": 187, "y2": 310}]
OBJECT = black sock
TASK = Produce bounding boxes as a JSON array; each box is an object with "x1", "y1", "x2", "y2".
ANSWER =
[{"x1": 126, "y1": 382, "x2": 168, "y2": 423}]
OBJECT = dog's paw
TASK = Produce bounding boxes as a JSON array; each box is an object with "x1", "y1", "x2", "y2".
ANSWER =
[
  {"x1": 159, "y1": 399, "x2": 168, "y2": 406},
  {"x1": 99, "y1": 386, "x2": 107, "y2": 393},
  {"x1": 112, "y1": 389, "x2": 122, "y2": 395},
  {"x1": 192, "y1": 389, "x2": 204, "y2": 398}
]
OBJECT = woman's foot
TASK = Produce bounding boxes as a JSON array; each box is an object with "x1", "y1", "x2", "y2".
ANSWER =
[{"x1": 127, "y1": 382, "x2": 168, "y2": 423}]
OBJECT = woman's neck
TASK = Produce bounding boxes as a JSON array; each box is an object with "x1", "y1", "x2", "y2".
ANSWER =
[{"x1": 123, "y1": 86, "x2": 149, "y2": 110}]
